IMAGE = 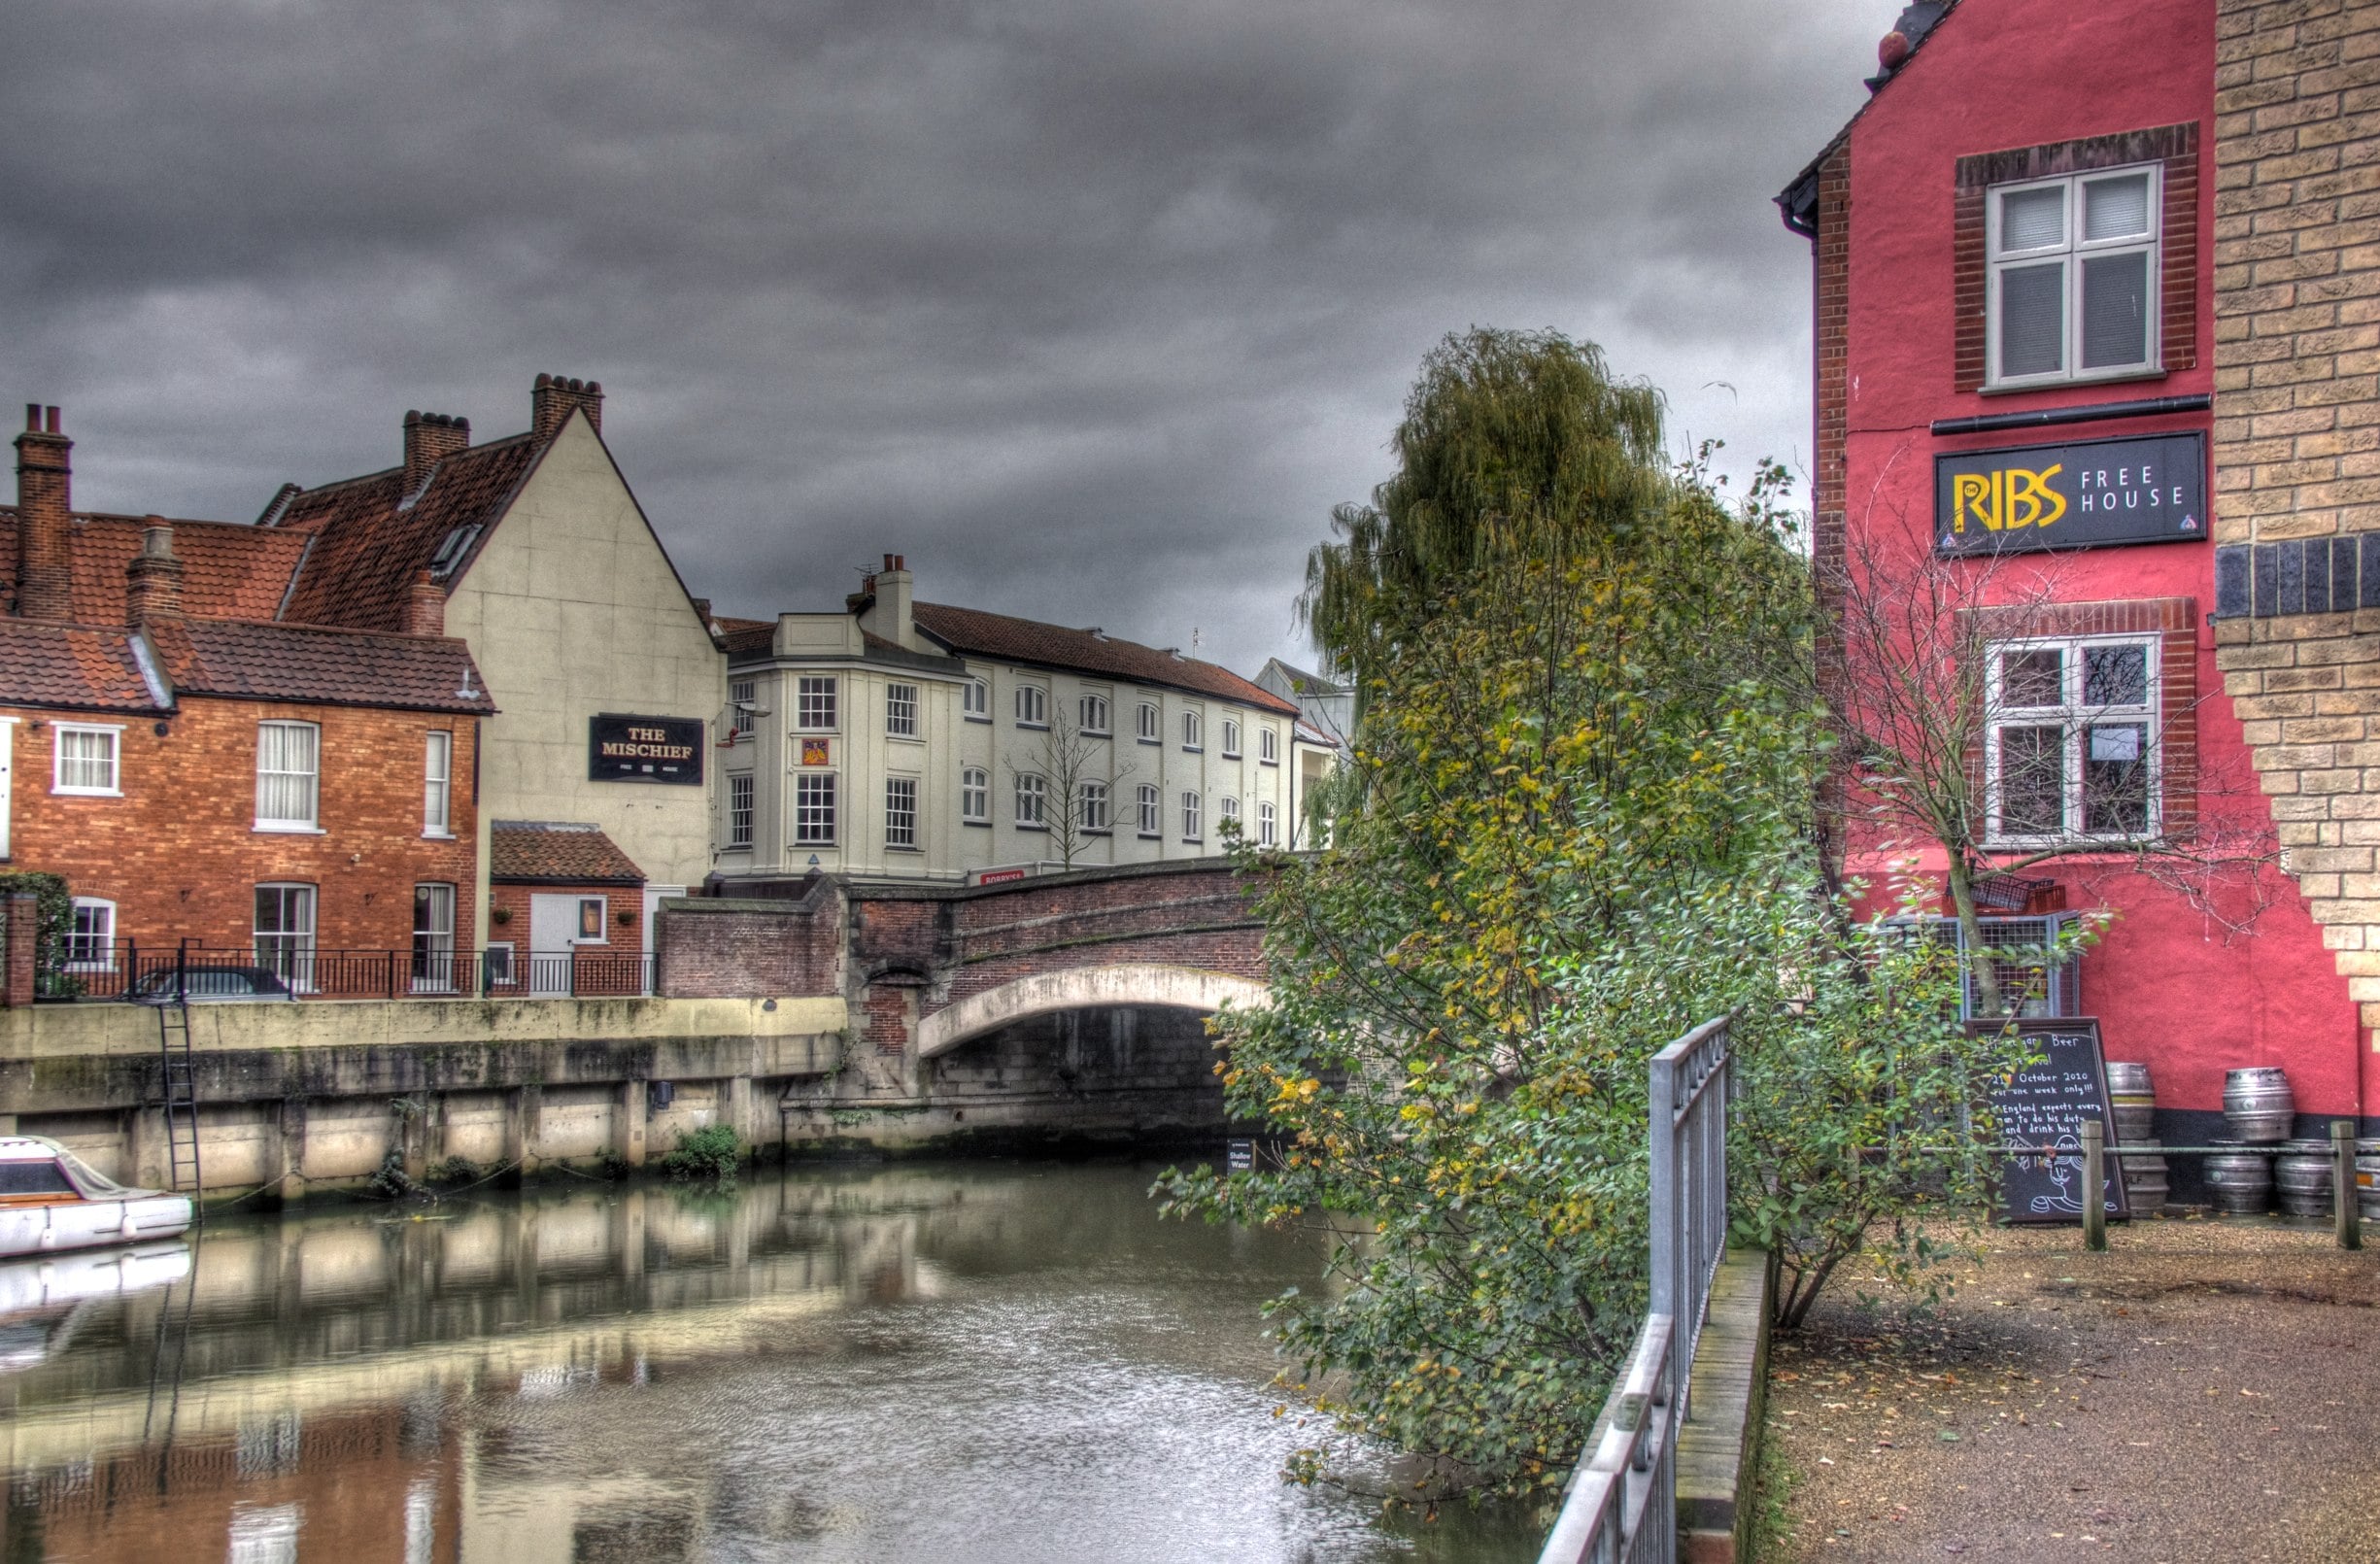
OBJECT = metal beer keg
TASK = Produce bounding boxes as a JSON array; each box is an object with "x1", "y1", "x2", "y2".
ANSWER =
[
  {"x1": 2222, "y1": 1068, "x2": 2295, "y2": 1144},
  {"x1": 2204, "y1": 1139, "x2": 2275, "y2": 1214},
  {"x1": 2105, "y1": 1062, "x2": 2156, "y2": 1144},
  {"x1": 2273, "y1": 1139, "x2": 2334, "y2": 1217}
]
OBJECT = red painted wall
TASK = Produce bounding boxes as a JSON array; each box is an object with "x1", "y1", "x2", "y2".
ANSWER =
[{"x1": 1830, "y1": 0, "x2": 2364, "y2": 1119}]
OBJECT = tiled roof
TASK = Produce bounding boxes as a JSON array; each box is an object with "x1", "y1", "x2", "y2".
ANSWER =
[
  {"x1": 268, "y1": 434, "x2": 545, "y2": 632},
  {"x1": 490, "y1": 821, "x2": 646, "y2": 884},
  {"x1": 0, "y1": 509, "x2": 309, "y2": 623},
  {"x1": 909, "y1": 601, "x2": 1300, "y2": 717},
  {"x1": 717, "y1": 616, "x2": 774, "y2": 658},
  {"x1": 0, "y1": 620, "x2": 160, "y2": 713},
  {"x1": 148, "y1": 619, "x2": 497, "y2": 715}
]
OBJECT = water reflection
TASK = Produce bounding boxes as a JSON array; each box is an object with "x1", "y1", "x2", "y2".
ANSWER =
[{"x1": 0, "y1": 1162, "x2": 1541, "y2": 1563}]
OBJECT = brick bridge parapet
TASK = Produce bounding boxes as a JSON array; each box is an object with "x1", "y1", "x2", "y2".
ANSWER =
[{"x1": 656, "y1": 860, "x2": 1275, "y2": 1072}]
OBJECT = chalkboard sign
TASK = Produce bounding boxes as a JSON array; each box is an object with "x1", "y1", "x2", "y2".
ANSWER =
[{"x1": 1977, "y1": 1017, "x2": 2129, "y2": 1225}]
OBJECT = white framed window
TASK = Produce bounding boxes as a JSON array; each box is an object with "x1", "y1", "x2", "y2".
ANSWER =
[
  {"x1": 961, "y1": 766, "x2": 989, "y2": 823},
  {"x1": 254, "y1": 884, "x2": 316, "y2": 988},
  {"x1": 1181, "y1": 709, "x2": 1203, "y2": 751},
  {"x1": 729, "y1": 676, "x2": 757, "y2": 739},
  {"x1": 1137, "y1": 701, "x2": 1161, "y2": 744},
  {"x1": 797, "y1": 676, "x2": 838, "y2": 731},
  {"x1": 964, "y1": 680, "x2": 990, "y2": 721},
  {"x1": 886, "y1": 683, "x2": 919, "y2": 738},
  {"x1": 412, "y1": 883, "x2": 457, "y2": 993},
  {"x1": 1221, "y1": 719, "x2": 1241, "y2": 759},
  {"x1": 51, "y1": 723, "x2": 121, "y2": 796},
  {"x1": 255, "y1": 721, "x2": 321, "y2": 831},
  {"x1": 795, "y1": 772, "x2": 837, "y2": 844},
  {"x1": 886, "y1": 776, "x2": 919, "y2": 848},
  {"x1": 1259, "y1": 727, "x2": 1278, "y2": 765},
  {"x1": 1079, "y1": 693, "x2": 1110, "y2": 734},
  {"x1": 1219, "y1": 795, "x2": 1241, "y2": 833},
  {"x1": 576, "y1": 896, "x2": 609, "y2": 944},
  {"x1": 1985, "y1": 634, "x2": 2159, "y2": 844},
  {"x1": 728, "y1": 772, "x2": 755, "y2": 848},
  {"x1": 1078, "y1": 779, "x2": 1110, "y2": 832},
  {"x1": 1015, "y1": 771, "x2": 1047, "y2": 827},
  {"x1": 1138, "y1": 783, "x2": 1160, "y2": 836},
  {"x1": 67, "y1": 899, "x2": 115, "y2": 970},
  {"x1": 1015, "y1": 684, "x2": 1049, "y2": 728},
  {"x1": 424, "y1": 731, "x2": 453, "y2": 836},
  {"x1": 1180, "y1": 791, "x2": 1203, "y2": 840},
  {"x1": 1988, "y1": 164, "x2": 2160, "y2": 389},
  {"x1": 1258, "y1": 800, "x2": 1277, "y2": 847}
]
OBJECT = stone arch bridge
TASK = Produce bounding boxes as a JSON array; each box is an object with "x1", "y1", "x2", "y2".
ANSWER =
[{"x1": 653, "y1": 861, "x2": 1275, "y2": 1148}]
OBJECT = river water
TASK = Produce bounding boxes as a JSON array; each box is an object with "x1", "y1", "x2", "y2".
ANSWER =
[{"x1": 0, "y1": 1159, "x2": 1547, "y2": 1563}]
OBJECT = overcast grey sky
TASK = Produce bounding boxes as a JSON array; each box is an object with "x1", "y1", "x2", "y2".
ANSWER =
[{"x1": 2, "y1": 0, "x2": 1883, "y2": 675}]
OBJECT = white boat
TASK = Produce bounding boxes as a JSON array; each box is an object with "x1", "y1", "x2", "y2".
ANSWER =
[{"x1": 0, "y1": 1136, "x2": 194, "y2": 1258}]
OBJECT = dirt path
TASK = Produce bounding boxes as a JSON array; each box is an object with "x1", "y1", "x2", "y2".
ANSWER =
[{"x1": 1758, "y1": 1217, "x2": 2380, "y2": 1562}]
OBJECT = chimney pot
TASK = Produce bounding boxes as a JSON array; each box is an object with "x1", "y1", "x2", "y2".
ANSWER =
[{"x1": 13, "y1": 403, "x2": 74, "y2": 621}]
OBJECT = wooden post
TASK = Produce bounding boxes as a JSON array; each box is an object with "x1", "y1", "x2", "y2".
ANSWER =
[
  {"x1": 2081, "y1": 1118, "x2": 2107, "y2": 1252},
  {"x1": 2334, "y1": 1119, "x2": 2362, "y2": 1252}
]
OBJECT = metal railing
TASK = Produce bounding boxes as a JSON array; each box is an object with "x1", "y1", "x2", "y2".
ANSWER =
[
  {"x1": 38, "y1": 941, "x2": 657, "y2": 1002},
  {"x1": 1539, "y1": 1015, "x2": 1732, "y2": 1564}
]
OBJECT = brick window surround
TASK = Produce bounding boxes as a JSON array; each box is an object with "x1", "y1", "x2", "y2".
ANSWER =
[
  {"x1": 1954, "y1": 122, "x2": 2200, "y2": 393},
  {"x1": 1963, "y1": 596, "x2": 2199, "y2": 840}
]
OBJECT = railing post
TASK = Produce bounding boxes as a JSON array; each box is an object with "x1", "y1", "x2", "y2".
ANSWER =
[
  {"x1": 2334, "y1": 1119, "x2": 2362, "y2": 1252},
  {"x1": 2081, "y1": 1118, "x2": 2107, "y2": 1252}
]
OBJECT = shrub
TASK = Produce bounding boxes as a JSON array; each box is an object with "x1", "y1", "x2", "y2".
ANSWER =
[{"x1": 659, "y1": 1123, "x2": 741, "y2": 1185}]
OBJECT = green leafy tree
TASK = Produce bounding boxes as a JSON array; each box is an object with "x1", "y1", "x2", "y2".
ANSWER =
[{"x1": 1161, "y1": 329, "x2": 2017, "y2": 1497}]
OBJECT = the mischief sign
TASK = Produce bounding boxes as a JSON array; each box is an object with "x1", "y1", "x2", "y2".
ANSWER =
[
  {"x1": 589, "y1": 713, "x2": 705, "y2": 785},
  {"x1": 1935, "y1": 431, "x2": 2206, "y2": 557}
]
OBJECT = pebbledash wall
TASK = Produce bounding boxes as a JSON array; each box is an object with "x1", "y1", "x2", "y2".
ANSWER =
[
  {"x1": 1785, "y1": 0, "x2": 2371, "y2": 1144},
  {"x1": 2207, "y1": 0, "x2": 2380, "y2": 1132}
]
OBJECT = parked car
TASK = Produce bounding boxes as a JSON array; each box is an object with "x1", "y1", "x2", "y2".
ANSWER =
[{"x1": 123, "y1": 966, "x2": 295, "y2": 1003}]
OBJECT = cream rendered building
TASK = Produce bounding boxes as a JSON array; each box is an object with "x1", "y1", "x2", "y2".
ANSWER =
[
  {"x1": 716, "y1": 559, "x2": 1302, "y2": 886},
  {"x1": 266, "y1": 377, "x2": 725, "y2": 951}
]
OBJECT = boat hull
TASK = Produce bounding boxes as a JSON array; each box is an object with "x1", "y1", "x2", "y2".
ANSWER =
[{"x1": 0, "y1": 1194, "x2": 193, "y2": 1259}]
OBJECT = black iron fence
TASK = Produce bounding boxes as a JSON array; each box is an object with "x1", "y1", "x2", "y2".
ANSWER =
[{"x1": 38, "y1": 941, "x2": 657, "y2": 1003}]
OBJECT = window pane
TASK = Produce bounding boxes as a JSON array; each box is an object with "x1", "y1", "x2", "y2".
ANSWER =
[
  {"x1": 2083, "y1": 644, "x2": 2150, "y2": 706},
  {"x1": 1998, "y1": 186, "x2": 2066, "y2": 251},
  {"x1": 1998, "y1": 726, "x2": 2067, "y2": 835},
  {"x1": 1999, "y1": 261, "x2": 2065, "y2": 378},
  {"x1": 886, "y1": 777, "x2": 917, "y2": 847},
  {"x1": 2084, "y1": 722, "x2": 2152, "y2": 833},
  {"x1": 2081, "y1": 250, "x2": 2150, "y2": 368},
  {"x1": 2083, "y1": 173, "x2": 2152, "y2": 241},
  {"x1": 729, "y1": 773, "x2": 755, "y2": 847},
  {"x1": 2000, "y1": 649, "x2": 2064, "y2": 708}
]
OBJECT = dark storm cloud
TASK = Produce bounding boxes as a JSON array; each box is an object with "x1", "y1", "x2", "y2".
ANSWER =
[{"x1": 1, "y1": 0, "x2": 1883, "y2": 672}]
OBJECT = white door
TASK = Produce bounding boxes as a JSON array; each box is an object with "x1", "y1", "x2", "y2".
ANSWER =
[{"x1": 528, "y1": 894, "x2": 579, "y2": 995}]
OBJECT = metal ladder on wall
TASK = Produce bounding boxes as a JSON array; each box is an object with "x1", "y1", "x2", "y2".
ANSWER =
[{"x1": 154, "y1": 990, "x2": 202, "y2": 1199}]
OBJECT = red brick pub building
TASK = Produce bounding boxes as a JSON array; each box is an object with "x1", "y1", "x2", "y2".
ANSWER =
[
  {"x1": 1, "y1": 406, "x2": 495, "y2": 997},
  {"x1": 1782, "y1": 0, "x2": 2378, "y2": 1162}
]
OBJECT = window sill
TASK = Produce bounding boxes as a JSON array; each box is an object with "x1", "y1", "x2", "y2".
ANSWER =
[
  {"x1": 964, "y1": 715, "x2": 993, "y2": 725},
  {"x1": 1016, "y1": 722, "x2": 1050, "y2": 732},
  {"x1": 1259, "y1": 759, "x2": 1279, "y2": 767},
  {"x1": 963, "y1": 818, "x2": 992, "y2": 829},
  {"x1": 1014, "y1": 823, "x2": 1048, "y2": 833},
  {"x1": 886, "y1": 732, "x2": 924, "y2": 744},
  {"x1": 1138, "y1": 832, "x2": 1162, "y2": 840},
  {"x1": 423, "y1": 832, "x2": 457, "y2": 841},
  {"x1": 1220, "y1": 753, "x2": 1241, "y2": 762},
  {"x1": 1181, "y1": 746, "x2": 1203, "y2": 755},
  {"x1": 1980, "y1": 366, "x2": 2165, "y2": 397},
  {"x1": 255, "y1": 823, "x2": 326, "y2": 834},
  {"x1": 1081, "y1": 828, "x2": 1112, "y2": 837},
  {"x1": 794, "y1": 839, "x2": 838, "y2": 850},
  {"x1": 51, "y1": 788, "x2": 123, "y2": 799},
  {"x1": 1083, "y1": 731, "x2": 1111, "y2": 740},
  {"x1": 1181, "y1": 837, "x2": 1204, "y2": 845},
  {"x1": 885, "y1": 844, "x2": 922, "y2": 854},
  {"x1": 1137, "y1": 737, "x2": 1162, "y2": 747}
]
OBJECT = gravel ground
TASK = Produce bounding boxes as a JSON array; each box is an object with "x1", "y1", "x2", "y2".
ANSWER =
[{"x1": 1759, "y1": 1215, "x2": 2380, "y2": 1563}]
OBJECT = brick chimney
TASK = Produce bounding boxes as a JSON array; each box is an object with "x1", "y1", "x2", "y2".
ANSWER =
[
  {"x1": 531, "y1": 374, "x2": 603, "y2": 440},
  {"x1": 403, "y1": 410, "x2": 470, "y2": 492},
  {"x1": 14, "y1": 404, "x2": 72, "y2": 621},
  {"x1": 124, "y1": 518, "x2": 184, "y2": 626},
  {"x1": 403, "y1": 570, "x2": 446, "y2": 637}
]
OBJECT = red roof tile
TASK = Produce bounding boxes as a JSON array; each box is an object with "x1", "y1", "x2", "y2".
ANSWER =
[
  {"x1": 0, "y1": 620, "x2": 159, "y2": 713},
  {"x1": 0, "y1": 509, "x2": 310, "y2": 624},
  {"x1": 490, "y1": 821, "x2": 646, "y2": 884},
  {"x1": 268, "y1": 434, "x2": 545, "y2": 632},
  {"x1": 908, "y1": 601, "x2": 1299, "y2": 717},
  {"x1": 148, "y1": 619, "x2": 496, "y2": 715},
  {"x1": 717, "y1": 616, "x2": 774, "y2": 658}
]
